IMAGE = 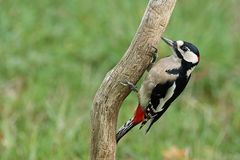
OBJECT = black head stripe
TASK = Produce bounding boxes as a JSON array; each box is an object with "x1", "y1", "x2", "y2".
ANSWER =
[
  {"x1": 183, "y1": 41, "x2": 200, "y2": 57},
  {"x1": 176, "y1": 50, "x2": 183, "y2": 59},
  {"x1": 180, "y1": 45, "x2": 188, "y2": 52}
]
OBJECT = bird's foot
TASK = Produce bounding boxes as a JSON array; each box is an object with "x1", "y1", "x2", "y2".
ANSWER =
[
  {"x1": 120, "y1": 80, "x2": 141, "y2": 106},
  {"x1": 150, "y1": 46, "x2": 158, "y2": 63},
  {"x1": 120, "y1": 80, "x2": 138, "y2": 92},
  {"x1": 145, "y1": 106, "x2": 159, "y2": 118},
  {"x1": 147, "y1": 46, "x2": 158, "y2": 71},
  {"x1": 139, "y1": 107, "x2": 158, "y2": 130}
]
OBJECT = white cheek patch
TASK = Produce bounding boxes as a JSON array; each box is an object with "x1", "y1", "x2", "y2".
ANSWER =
[{"x1": 182, "y1": 51, "x2": 198, "y2": 63}]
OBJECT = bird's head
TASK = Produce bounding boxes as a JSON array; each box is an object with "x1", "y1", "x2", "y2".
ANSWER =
[{"x1": 161, "y1": 37, "x2": 200, "y2": 65}]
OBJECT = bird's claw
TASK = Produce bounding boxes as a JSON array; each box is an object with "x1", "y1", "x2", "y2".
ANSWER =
[
  {"x1": 120, "y1": 80, "x2": 138, "y2": 92},
  {"x1": 149, "y1": 46, "x2": 158, "y2": 64},
  {"x1": 147, "y1": 46, "x2": 158, "y2": 71},
  {"x1": 138, "y1": 109, "x2": 158, "y2": 130}
]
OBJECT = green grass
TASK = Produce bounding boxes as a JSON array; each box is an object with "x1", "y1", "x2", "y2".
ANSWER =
[{"x1": 0, "y1": 0, "x2": 240, "y2": 159}]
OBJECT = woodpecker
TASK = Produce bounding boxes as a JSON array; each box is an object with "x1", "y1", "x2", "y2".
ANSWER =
[{"x1": 116, "y1": 37, "x2": 200, "y2": 143}]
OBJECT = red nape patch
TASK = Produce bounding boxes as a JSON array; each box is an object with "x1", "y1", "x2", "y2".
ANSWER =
[{"x1": 132, "y1": 105, "x2": 145, "y2": 124}]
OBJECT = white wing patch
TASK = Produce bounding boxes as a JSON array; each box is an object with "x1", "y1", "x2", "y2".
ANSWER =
[
  {"x1": 156, "y1": 82, "x2": 176, "y2": 112},
  {"x1": 182, "y1": 51, "x2": 198, "y2": 64}
]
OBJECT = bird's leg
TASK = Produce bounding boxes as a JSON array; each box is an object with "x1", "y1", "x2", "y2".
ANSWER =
[
  {"x1": 120, "y1": 80, "x2": 138, "y2": 92},
  {"x1": 146, "y1": 106, "x2": 159, "y2": 118},
  {"x1": 120, "y1": 80, "x2": 141, "y2": 103},
  {"x1": 150, "y1": 46, "x2": 158, "y2": 64},
  {"x1": 147, "y1": 46, "x2": 158, "y2": 71},
  {"x1": 139, "y1": 104, "x2": 159, "y2": 129}
]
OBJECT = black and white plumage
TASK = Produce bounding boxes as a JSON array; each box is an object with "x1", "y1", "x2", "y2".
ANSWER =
[{"x1": 116, "y1": 37, "x2": 200, "y2": 143}]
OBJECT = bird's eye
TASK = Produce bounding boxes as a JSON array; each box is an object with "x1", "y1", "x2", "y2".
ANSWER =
[{"x1": 180, "y1": 46, "x2": 189, "y2": 52}]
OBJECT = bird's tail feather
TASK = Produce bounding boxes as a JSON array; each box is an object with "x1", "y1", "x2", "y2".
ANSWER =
[
  {"x1": 116, "y1": 105, "x2": 145, "y2": 143},
  {"x1": 116, "y1": 118, "x2": 135, "y2": 143}
]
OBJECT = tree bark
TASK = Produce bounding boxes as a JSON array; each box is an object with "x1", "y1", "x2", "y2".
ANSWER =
[{"x1": 90, "y1": 0, "x2": 176, "y2": 159}]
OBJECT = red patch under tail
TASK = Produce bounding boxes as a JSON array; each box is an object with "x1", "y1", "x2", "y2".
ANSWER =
[{"x1": 132, "y1": 104, "x2": 145, "y2": 124}]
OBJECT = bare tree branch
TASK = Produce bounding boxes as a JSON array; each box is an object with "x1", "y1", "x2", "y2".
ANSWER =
[{"x1": 90, "y1": 0, "x2": 176, "y2": 159}]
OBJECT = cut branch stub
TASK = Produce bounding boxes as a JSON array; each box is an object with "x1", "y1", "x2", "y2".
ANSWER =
[{"x1": 90, "y1": 0, "x2": 176, "y2": 160}]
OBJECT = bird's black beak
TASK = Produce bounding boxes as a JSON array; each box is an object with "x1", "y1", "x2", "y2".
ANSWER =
[{"x1": 161, "y1": 37, "x2": 174, "y2": 47}]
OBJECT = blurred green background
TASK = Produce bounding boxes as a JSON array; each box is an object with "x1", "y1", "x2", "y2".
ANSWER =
[{"x1": 0, "y1": 0, "x2": 240, "y2": 159}]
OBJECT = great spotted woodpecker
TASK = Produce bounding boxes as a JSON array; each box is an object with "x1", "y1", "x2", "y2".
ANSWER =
[{"x1": 116, "y1": 37, "x2": 200, "y2": 143}]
